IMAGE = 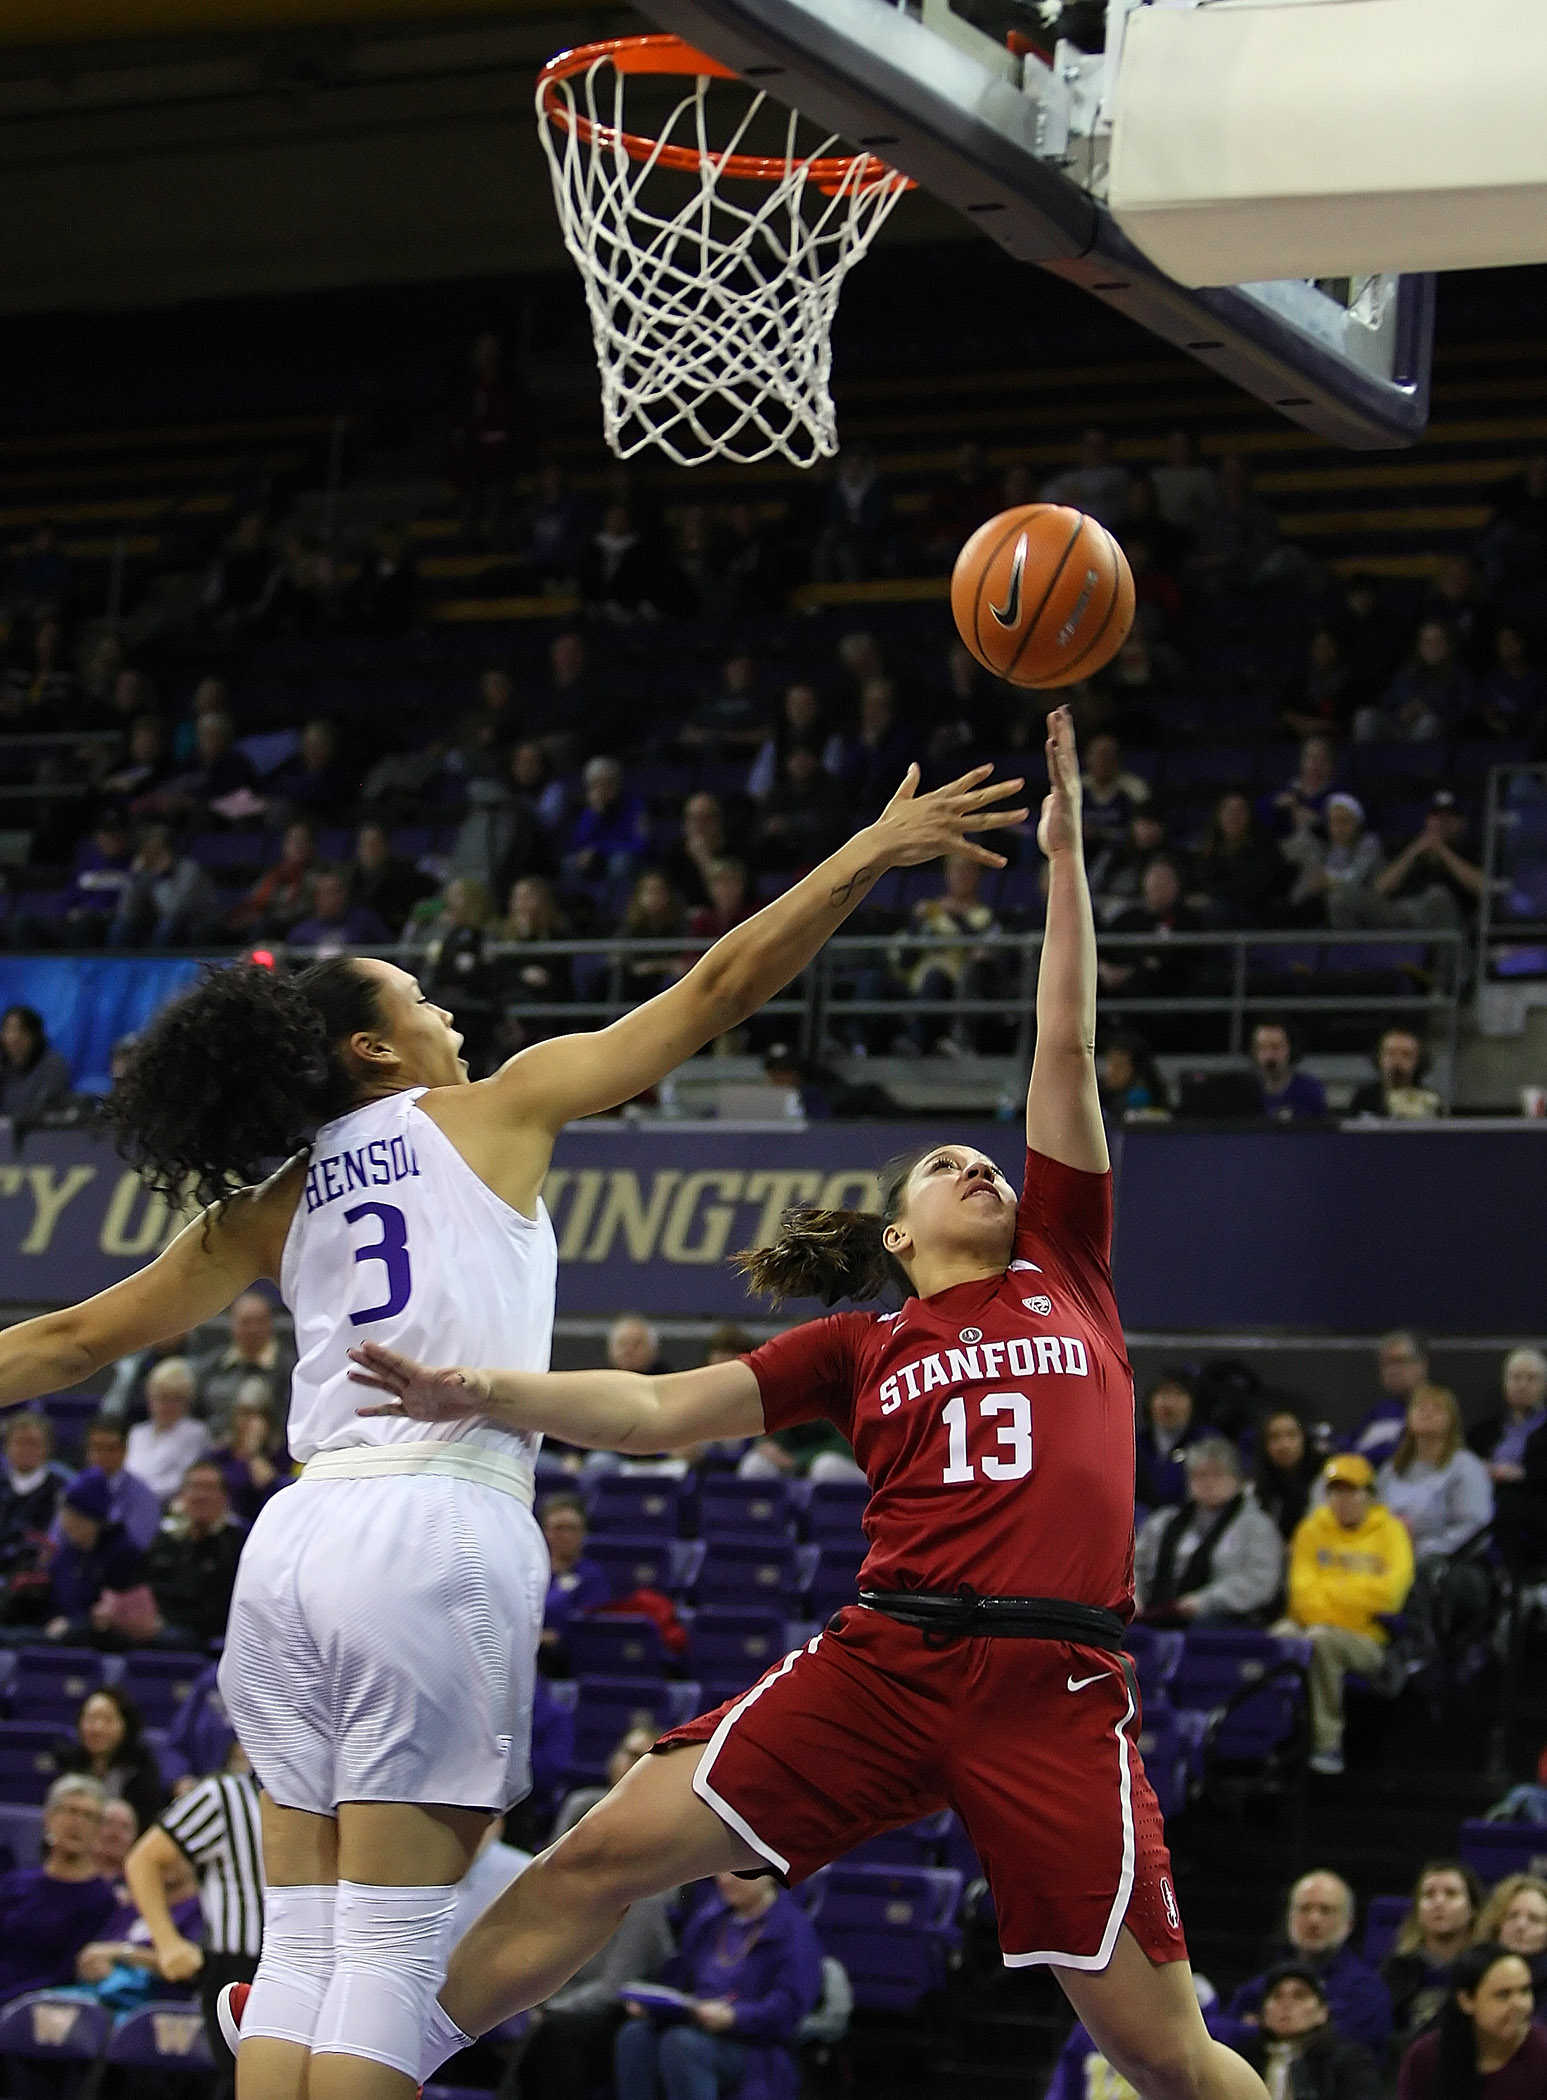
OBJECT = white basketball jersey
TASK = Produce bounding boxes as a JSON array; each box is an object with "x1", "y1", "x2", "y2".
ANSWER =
[{"x1": 279, "y1": 1088, "x2": 557, "y2": 1470}]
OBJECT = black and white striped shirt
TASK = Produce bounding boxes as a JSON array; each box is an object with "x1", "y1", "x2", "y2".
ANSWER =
[{"x1": 159, "y1": 1772, "x2": 264, "y2": 1957}]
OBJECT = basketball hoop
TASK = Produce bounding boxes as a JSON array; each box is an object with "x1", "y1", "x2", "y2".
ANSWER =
[{"x1": 536, "y1": 35, "x2": 913, "y2": 468}]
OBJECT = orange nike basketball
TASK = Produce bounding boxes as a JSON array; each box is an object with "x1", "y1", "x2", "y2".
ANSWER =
[{"x1": 951, "y1": 504, "x2": 1134, "y2": 688}]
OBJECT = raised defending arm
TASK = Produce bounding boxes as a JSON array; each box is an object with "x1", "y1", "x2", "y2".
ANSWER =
[
  {"x1": 485, "y1": 761, "x2": 1026, "y2": 1132},
  {"x1": 348, "y1": 1339, "x2": 765, "y2": 1454},
  {"x1": 1025, "y1": 707, "x2": 1108, "y2": 1174},
  {"x1": 0, "y1": 1169, "x2": 294, "y2": 1412}
]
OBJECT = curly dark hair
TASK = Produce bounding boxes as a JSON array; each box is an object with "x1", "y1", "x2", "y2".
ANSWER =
[
  {"x1": 109, "y1": 958, "x2": 386, "y2": 1210},
  {"x1": 734, "y1": 1148, "x2": 930, "y2": 1307}
]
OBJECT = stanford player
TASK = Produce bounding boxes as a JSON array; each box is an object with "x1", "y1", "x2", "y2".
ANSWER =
[{"x1": 350, "y1": 709, "x2": 1267, "y2": 2100}]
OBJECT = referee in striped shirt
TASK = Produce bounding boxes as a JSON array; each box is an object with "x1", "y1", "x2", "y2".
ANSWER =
[{"x1": 125, "y1": 1742, "x2": 264, "y2": 2087}]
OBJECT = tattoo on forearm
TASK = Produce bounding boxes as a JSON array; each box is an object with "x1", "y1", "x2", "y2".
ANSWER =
[{"x1": 829, "y1": 863, "x2": 878, "y2": 907}]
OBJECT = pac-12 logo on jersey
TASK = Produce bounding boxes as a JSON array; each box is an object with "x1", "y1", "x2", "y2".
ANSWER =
[{"x1": 1022, "y1": 1295, "x2": 1053, "y2": 1316}]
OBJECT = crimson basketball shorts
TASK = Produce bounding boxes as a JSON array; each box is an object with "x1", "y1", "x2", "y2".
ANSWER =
[{"x1": 654, "y1": 1604, "x2": 1187, "y2": 1971}]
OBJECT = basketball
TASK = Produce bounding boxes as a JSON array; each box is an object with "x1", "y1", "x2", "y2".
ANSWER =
[{"x1": 951, "y1": 504, "x2": 1134, "y2": 688}]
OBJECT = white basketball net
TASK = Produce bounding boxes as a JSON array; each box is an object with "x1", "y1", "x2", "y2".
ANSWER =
[{"x1": 537, "y1": 52, "x2": 912, "y2": 467}]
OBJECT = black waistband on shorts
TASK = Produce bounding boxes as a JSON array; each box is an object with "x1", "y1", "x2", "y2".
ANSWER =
[{"x1": 857, "y1": 1587, "x2": 1127, "y2": 1650}]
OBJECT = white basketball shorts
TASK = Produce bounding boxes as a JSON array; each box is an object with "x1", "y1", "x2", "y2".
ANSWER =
[{"x1": 219, "y1": 1473, "x2": 548, "y2": 1815}]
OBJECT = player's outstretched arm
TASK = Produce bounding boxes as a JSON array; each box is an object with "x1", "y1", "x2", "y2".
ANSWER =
[
  {"x1": 1026, "y1": 706, "x2": 1107, "y2": 1175},
  {"x1": 485, "y1": 762, "x2": 1026, "y2": 1132},
  {"x1": 0, "y1": 1170, "x2": 293, "y2": 1412},
  {"x1": 348, "y1": 1339, "x2": 764, "y2": 1454}
]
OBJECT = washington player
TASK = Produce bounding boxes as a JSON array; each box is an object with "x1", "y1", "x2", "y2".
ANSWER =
[
  {"x1": 0, "y1": 760, "x2": 1023, "y2": 2100},
  {"x1": 347, "y1": 709, "x2": 1268, "y2": 2100}
]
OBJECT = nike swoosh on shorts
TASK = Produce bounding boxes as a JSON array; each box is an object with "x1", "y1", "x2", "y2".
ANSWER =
[{"x1": 1066, "y1": 1672, "x2": 1106, "y2": 1692}]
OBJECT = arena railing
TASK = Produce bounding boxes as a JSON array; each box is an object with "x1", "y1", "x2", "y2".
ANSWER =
[
  {"x1": 1478, "y1": 762, "x2": 1547, "y2": 1017},
  {"x1": 275, "y1": 925, "x2": 1465, "y2": 1080}
]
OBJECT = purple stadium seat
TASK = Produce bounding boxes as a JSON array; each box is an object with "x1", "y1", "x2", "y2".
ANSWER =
[
  {"x1": 1135, "y1": 1698, "x2": 1196, "y2": 1822},
  {"x1": 1123, "y1": 1625, "x2": 1185, "y2": 1704},
  {"x1": 0, "y1": 1802, "x2": 45, "y2": 1867},
  {"x1": 120, "y1": 1653, "x2": 206, "y2": 1731},
  {"x1": 1169, "y1": 1629, "x2": 1311, "y2": 1768},
  {"x1": 585, "y1": 1476, "x2": 682, "y2": 1538},
  {"x1": 845, "y1": 1810, "x2": 954, "y2": 1867},
  {"x1": 9, "y1": 1649, "x2": 108, "y2": 1727},
  {"x1": 805, "y1": 1479, "x2": 870, "y2": 1547},
  {"x1": 1459, "y1": 1820, "x2": 1547, "y2": 1883},
  {"x1": 695, "y1": 1539, "x2": 801, "y2": 1608},
  {"x1": 806, "y1": 1544, "x2": 865, "y2": 1620},
  {"x1": 808, "y1": 1865, "x2": 963, "y2": 2011},
  {"x1": 814, "y1": 1864, "x2": 962, "y2": 1935},
  {"x1": 1363, "y1": 1894, "x2": 1412, "y2": 1968},
  {"x1": 587, "y1": 1535, "x2": 701, "y2": 1600},
  {"x1": 104, "y1": 2002, "x2": 213, "y2": 2070},
  {"x1": 565, "y1": 1614, "x2": 672, "y2": 1678},
  {"x1": 0, "y1": 1993, "x2": 111, "y2": 2065},
  {"x1": 570, "y1": 1677, "x2": 701, "y2": 1783},
  {"x1": 0, "y1": 1722, "x2": 65, "y2": 1805},
  {"x1": 696, "y1": 1477, "x2": 794, "y2": 1541},
  {"x1": 685, "y1": 1607, "x2": 790, "y2": 1685}
]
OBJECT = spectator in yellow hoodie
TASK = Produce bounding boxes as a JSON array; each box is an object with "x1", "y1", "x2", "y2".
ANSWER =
[{"x1": 1278, "y1": 1452, "x2": 1414, "y2": 1776}]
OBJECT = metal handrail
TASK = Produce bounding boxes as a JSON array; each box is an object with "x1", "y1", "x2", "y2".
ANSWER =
[{"x1": 261, "y1": 923, "x2": 1464, "y2": 1075}]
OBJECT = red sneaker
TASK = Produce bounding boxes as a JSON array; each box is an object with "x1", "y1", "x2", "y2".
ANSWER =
[{"x1": 215, "y1": 1981, "x2": 250, "y2": 2055}]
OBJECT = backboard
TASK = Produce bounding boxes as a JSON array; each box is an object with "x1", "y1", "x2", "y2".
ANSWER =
[{"x1": 634, "y1": 0, "x2": 1434, "y2": 449}]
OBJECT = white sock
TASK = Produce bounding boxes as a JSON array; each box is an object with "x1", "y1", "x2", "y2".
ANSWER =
[{"x1": 420, "y1": 1997, "x2": 477, "y2": 2082}]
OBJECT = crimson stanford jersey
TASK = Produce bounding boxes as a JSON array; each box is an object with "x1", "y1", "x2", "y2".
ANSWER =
[{"x1": 743, "y1": 1147, "x2": 1135, "y2": 1613}]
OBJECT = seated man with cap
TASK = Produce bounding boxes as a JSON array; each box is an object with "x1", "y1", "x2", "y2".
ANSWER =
[
  {"x1": 1276, "y1": 1454, "x2": 1415, "y2": 1775},
  {"x1": 1229, "y1": 1959, "x2": 1384, "y2": 2100}
]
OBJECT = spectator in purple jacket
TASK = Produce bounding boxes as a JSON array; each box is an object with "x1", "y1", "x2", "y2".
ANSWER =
[
  {"x1": 207, "y1": 1388, "x2": 292, "y2": 1526},
  {"x1": 1252, "y1": 1020, "x2": 1328, "y2": 1121},
  {"x1": 539, "y1": 1492, "x2": 611, "y2": 1668},
  {"x1": 563, "y1": 757, "x2": 650, "y2": 886},
  {"x1": 3, "y1": 1468, "x2": 147, "y2": 1645},
  {"x1": 0, "y1": 1773, "x2": 116, "y2": 1997},
  {"x1": 615, "y1": 1872, "x2": 822, "y2": 2100},
  {"x1": 287, "y1": 868, "x2": 390, "y2": 957}
]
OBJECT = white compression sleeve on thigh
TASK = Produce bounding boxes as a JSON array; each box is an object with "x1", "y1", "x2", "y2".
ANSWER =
[
  {"x1": 311, "y1": 1881, "x2": 461, "y2": 2077},
  {"x1": 420, "y1": 1998, "x2": 477, "y2": 2083},
  {"x1": 242, "y1": 1884, "x2": 337, "y2": 2048}
]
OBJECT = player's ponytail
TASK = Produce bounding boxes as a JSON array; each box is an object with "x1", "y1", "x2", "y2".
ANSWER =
[
  {"x1": 734, "y1": 1150, "x2": 925, "y2": 1307},
  {"x1": 110, "y1": 958, "x2": 386, "y2": 1211}
]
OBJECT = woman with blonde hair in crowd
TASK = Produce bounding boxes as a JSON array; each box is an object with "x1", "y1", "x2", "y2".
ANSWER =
[
  {"x1": 1377, "y1": 1388, "x2": 1494, "y2": 1562},
  {"x1": 1383, "y1": 1861, "x2": 1485, "y2": 2050},
  {"x1": 1472, "y1": 1876, "x2": 1547, "y2": 1987},
  {"x1": 1377, "y1": 1386, "x2": 1494, "y2": 1652}
]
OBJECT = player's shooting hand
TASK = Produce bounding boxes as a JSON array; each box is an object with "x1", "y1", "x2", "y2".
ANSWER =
[
  {"x1": 870, "y1": 762, "x2": 1027, "y2": 872},
  {"x1": 348, "y1": 1343, "x2": 490, "y2": 1421},
  {"x1": 1037, "y1": 707, "x2": 1082, "y2": 861}
]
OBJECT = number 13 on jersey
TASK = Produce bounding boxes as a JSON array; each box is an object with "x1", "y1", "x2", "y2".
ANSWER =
[{"x1": 941, "y1": 1392, "x2": 1033, "y2": 1483}]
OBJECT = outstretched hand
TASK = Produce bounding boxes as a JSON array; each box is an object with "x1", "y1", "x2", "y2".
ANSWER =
[
  {"x1": 348, "y1": 1342, "x2": 489, "y2": 1421},
  {"x1": 872, "y1": 762, "x2": 1027, "y2": 871},
  {"x1": 1037, "y1": 707, "x2": 1083, "y2": 861}
]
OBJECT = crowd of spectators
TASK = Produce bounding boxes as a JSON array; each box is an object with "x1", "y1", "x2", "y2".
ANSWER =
[
  {"x1": 0, "y1": 1295, "x2": 294, "y2": 1654},
  {"x1": 0, "y1": 1308, "x2": 1546, "y2": 2097},
  {"x1": 3, "y1": 379, "x2": 1546, "y2": 1095}
]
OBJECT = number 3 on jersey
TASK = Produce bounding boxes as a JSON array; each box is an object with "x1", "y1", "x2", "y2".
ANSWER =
[
  {"x1": 345, "y1": 1202, "x2": 412, "y2": 1325},
  {"x1": 941, "y1": 1392, "x2": 1033, "y2": 1483}
]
